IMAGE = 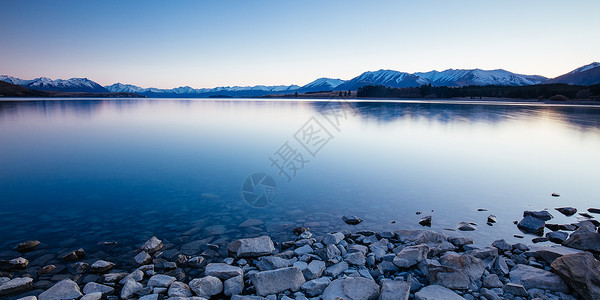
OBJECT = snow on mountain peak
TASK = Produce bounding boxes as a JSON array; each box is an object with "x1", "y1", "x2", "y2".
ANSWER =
[{"x1": 570, "y1": 62, "x2": 600, "y2": 74}]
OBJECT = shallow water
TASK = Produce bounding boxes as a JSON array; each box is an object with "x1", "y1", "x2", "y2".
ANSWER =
[{"x1": 1, "y1": 98, "x2": 599, "y2": 256}]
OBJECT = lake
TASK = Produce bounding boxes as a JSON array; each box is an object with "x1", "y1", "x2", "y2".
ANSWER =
[{"x1": 1, "y1": 98, "x2": 599, "y2": 257}]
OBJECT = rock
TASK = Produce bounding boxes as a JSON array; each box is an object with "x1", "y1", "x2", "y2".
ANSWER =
[
  {"x1": 168, "y1": 281, "x2": 193, "y2": 297},
  {"x1": 589, "y1": 208, "x2": 600, "y2": 214},
  {"x1": 239, "y1": 218, "x2": 264, "y2": 227},
  {"x1": 62, "y1": 248, "x2": 85, "y2": 261},
  {"x1": 342, "y1": 215, "x2": 363, "y2": 225},
  {"x1": 303, "y1": 260, "x2": 325, "y2": 280},
  {"x1": 120, "y1": 278, "x2": 143, "y2": 299},
  {"x1": 38, "y1": 279, "x2": 83, "y2": 300},
  {"x1": 132, "y1": 251, "x2": 151, "y2": 266},
  {"x1": 0, "y1": 277, "x2": 33, "y2": 296},
  {"x1": 532, "y1": 237, "x2": 548, "y2": 243},
  {"x1": 138, "y1": 295, "x2": 163, "y2": 300},
  {"x1": 119, "y1": 270, "x2": 144, "y2": 285},
  {"x1": 294, "y1": 244, "x2": 313, "y2": 256},
  {"x1": 447, "y1": 237, "x2": 473, "y2": 248},
  {"x1": 546, "y1": 231, "x2": 569, "y2": 244},
  {"x1": 148, "y1": 274, "x2": 176, "y2": 288},
  {"x1": 414, "y1": 284, "x2": 465, "y2": 300},
  {"x1": 189, "y1": 275, "x2": 223, "y2": 298},
  {"x1": 224, "y1": 275, "x2": 244, "y2": 296},
  {"x1": 250, "y1": 267, "x2": 305, "y2": 296},
  {"x1": 546, "y1": 223, "x2": 561, "y2": 231},
  {"x1": 322, "y1": 232, "x2": 345, "y2": 245},
  {"x1": 556, "y1": 207, "x2": 577, "y2": 216},
  {"x1": 491, "y1": 239, "x2": 511, "y2": 252},
  {"x1": 524, "y1": 210, "x2": 554, "y2": 221},
  {"x1": 232, "y1": 296, "x2": 265, "y2": 300},
  {"x1": 393, "y1": 244, "x2": 429, "y2": 268},
  {"x1": 71, "y1": 262, "x2": 89, "y2": 273},
  {"x1": 228, "y1": 236, "x2": 275, "y2": 258},
  {"x1": 101, "y1": 272, "x2": 128, "y2": 283},
  {"x1": 483, "y1": 274, "x2": 503, "y2": 288},
  {"x1": 346, "y1": 252, "x2": 366, "y2": 266},
  {"x1": 324, "y1": 261, "x2": 348, "y2": 277},
  {"x1": 563, "y1": 228, "x2": 600, "y2": 252},
  {"x1": 429, "y1": 253, "x2": 485, "y2": 290},
  {"x1": 81, "y1": 292, "x2": 102, "y2": 300},
  {"x1": 301, "y1": 277, "x2": 331, "y2": 297},
  {"x1": 503, "y1": 282, "x2": 528, "y2": 297},
  {"x1": 380, "y1": 279, "x2": 410, "y2": 300},
  {"x1": 509, "y1": 264, "x2": 569, "y2": 292},
  {"x1": 0, "y1": 257, "x2": 29, "y2": 270},
  {"x1": 395, "y1": 230, "x2": 456, "y2": 256},
  {"x1": 457, "y1": 222, "x2": 476, "y2": 231},
  {"x1": 322, "y1": 277, "x2": 379, "y2": 300},
  {"x1": 187, "y1": 256, "x2": 205, "y2": 268},
  {"x1": 317, "y1": 244, "x2": 341, "y2": 261},
  {"x1": 480, "y1": 288, "x2": 501, "y2": 300},
  {"x1": 517, "y1": 215, "x2": 545, "y2": 235},
  {"x1": 580, "y1": 212, "x2": 595, "y2": 218},
  {"x1": 40, "y1": 264, "x2": 57, "y2": 274},
  {"x1": 15, "y1": 241, "x2": 40, "y2": 253},
  {"x1": 491, "y1": 256, "x2": 509, "y2": 276},
  {"x1": 551, "y1": 251, "x2": 600, "y2": 300},
  {"x1": 205, "y1": 263, "x2": 243, "y2": 280},
  {"x1": 487, "y1": 215, "x2": 497, "y2": 224},
  {"x1": 293, "y1": 227, "x2": 310, "y2": 235},
  {"x1": 139, "y1": 236, "x2": 163, "y2": 254},
  {"x1": 90, "y1": 260, "x2": 114, "y2": 273},
  {"x1": 419, "y1": 216, "x2": 432, "y2": 227},
  {"x1": 83, "y1": 282, "x2": 114, "y2": 295},
  {"x1": 256, "y1": 256, "x2": 288, "y2": 271}
]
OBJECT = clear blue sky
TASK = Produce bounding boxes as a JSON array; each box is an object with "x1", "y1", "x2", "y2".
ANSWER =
[{"x1": 1, "y1": 0, "x2": 599, "y2": 88}]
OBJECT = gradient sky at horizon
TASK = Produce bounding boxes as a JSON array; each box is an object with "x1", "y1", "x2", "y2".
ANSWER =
[{"x1": 1, "y1": 0, "x2": 599, "y2": 89}]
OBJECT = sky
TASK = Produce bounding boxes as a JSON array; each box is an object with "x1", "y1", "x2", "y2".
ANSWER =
[{"x1": 1, "y1": 0, "x2": 599, "y2": 89}]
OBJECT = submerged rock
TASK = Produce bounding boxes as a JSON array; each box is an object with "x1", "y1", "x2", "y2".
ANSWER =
[
  {"x1": 322, "y1": 277, "x2": 379, "y2": 300},
  {"x1": 15, "y1": 240, "x2": 40, "y2": 253},
  {"x1": 551, "y1": 251, "x2": 600, "y2": 300},
  {"x1": 341, "y1": 215, "x2": 363, "y2": 225}
]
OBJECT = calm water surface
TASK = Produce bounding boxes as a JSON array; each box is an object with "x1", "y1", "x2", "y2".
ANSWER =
[{"x1": 1, "y1": 98, "x2": 599, "y2": 255}]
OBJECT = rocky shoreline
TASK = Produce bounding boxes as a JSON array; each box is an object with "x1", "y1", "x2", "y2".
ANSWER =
[{"x1": 1, "y1": 212, "x2": 600, "y2": 300}]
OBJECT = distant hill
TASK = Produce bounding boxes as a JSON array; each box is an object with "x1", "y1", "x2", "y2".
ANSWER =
[
  {"x1": 546, "y1": 62, "x2": 600, "y2": 85},
  {"x1": 0, "y1": 81, "x2": 51, "y2": 97},
  {"x1": 415, "y1": 69, "x2": 546, "y2": 87}
]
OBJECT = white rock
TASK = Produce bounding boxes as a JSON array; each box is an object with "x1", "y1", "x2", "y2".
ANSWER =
[{"x1": 39, "y1": 279, "x2": 83, "y2": 300}]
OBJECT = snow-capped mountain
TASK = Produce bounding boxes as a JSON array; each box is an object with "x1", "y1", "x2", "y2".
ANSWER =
[
  {"x1": 546, "y1": 62, "x2": 600, "y2": 85},
  {"x1": 298, "y1": 78, "x2": 346, "y2": 92},
  {"x1": 336, "y1": 70, "x2": 429, "y2": 91},
  {"x1": 0, "y1": 76, "x2": 108, "y2": 93},
  {"x1": 415, "y1": 69, "x2": 547, "y2": 87},
  {"x1": 104, "y1": 83, "x2": 300, "y2": 97}
]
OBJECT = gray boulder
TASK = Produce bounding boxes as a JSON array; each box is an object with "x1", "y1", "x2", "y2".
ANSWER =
[
  {"x1": 131, "y1": 251, "x2": 151, "y2": 266},
  {"x1": 0, "y1": 277, "x2": 33, "y2": 297},
  {"x1": 556, "y1": 207, "x2": 577, "y2": 216},
  {"x1": 39, "y1": 279, "x2": 83, "y2": 300},
  {"x1": 414, "y1": 284, "x2": 465, "y2": 300},
  {"x1": 563, "y1": 227, "x2": 600, "y2": 253},
  {"x1": 189, "y1": 275, "x2": 223, "y2": 298},
  {"x1": 322, "y1": 232, "x2": 345, "y2": 245},
  {"x1": 168, "y1": 281, "x2": 193, "y2": 297},
  {"x1": 82, "y1": 282, "x2": 114, "y2": 295},
  {"x1": 503, "y1": 283, "x2": 528, "y2": 297},
  {"x1": 120, "y1": 278, "x2": 143, "y2": 299},
  {"x1": 250, "y1": 267, "x2": 306, "y2": 296},
  {"x1": 147, "y1": 274, "x2": 176, "y2": 288},
  {"x1": 551, "y1": 251, "x2": 600, "y2": 300},
  {"x1": 228, "y1": 236, "x2": 275, "y2": 257},
  {"x1": 205, "y1": 263, "x2": 243, "y2": 280},
  {"x1": 322, "y1": 277, "x2": 379, "y2": 300},
  {"x1": 509, "y1": 264, "x2": 568, "y2": 293},
  {"x1": 139, "y1": 236, "x2": 163, "y2": 254},
  {"x1": 393, "y1": 244, "x2": 430, "y2": 268},
  {"x1": 525, "y1": 244, "x2": 582, "y2": 264},
  {"x1": 395, "y1": 230, "x2": 455, "y2": 255},
  {"x1": 301, "y1": 277, "x2": 331, "y2": 297},
  {"x1": 346, "y1": 251, "x2": 366, "y2": 266},
  {"x1": 342, "y1": 215, "x2": 363, "y2": 225},
  {"x1": 224, "y1": 275, "x2": 244, "y2": 296},
  {"x1": 90, "y1": 260, "x2": 114, "y2": 273},
  {"x1": 380, "y1": 279, "x2": 410, "y2": 300},
  {"x1": 255, "y1": 256, "x2": 288, "y2": 271},
  {"x1": 303, "y1": 260, "x2": 325, "y2": 280},
  {"x1": 325, "y1": 261, "x2": 348, "y2": 277},
  {"x1": 524, "y1": 210, "x2": 554, "y2": 221},
  {"x1": 457, "y1": 222, "x2": 476, "y2": 231}
]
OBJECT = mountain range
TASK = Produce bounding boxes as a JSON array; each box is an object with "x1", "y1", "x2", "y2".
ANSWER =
[{"x1": 2, "y1": 62, "x2": 599, "y2": 98}]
